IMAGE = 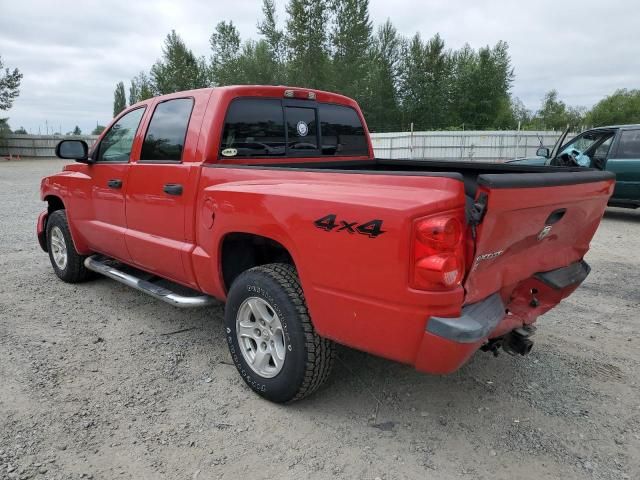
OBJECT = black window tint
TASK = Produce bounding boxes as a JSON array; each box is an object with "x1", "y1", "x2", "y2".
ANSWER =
[
  {"x1": 286, "y1": 107, "x2": 318, "y2": 152},
  {"x1": 319, "y1": 104, "x2": 368, "y2": 156},
  {"x1": 141, "y1": 98, "x2": 194, "y2": 161},
  {"x1": 97, "y1": 108, "x2": 145, "y2": 162},
  {"x1": 221, "y1": 99, "x2": 285, "y2": 157},
  {"x1": 617, "y1": 130, "x2": 640, "y2": 159}
]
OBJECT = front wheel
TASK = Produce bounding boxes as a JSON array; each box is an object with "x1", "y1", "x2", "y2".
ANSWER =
[
  {"x1": 224, "y1": 263, "x2": 335, "y2": 403},
  {"x1": 46, "y1": 210, "x2": 92, "y2": 283}
]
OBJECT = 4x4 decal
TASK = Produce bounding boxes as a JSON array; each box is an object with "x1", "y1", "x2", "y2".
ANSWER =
[{"x1": 314, "y1": 214, "x2": 385, "y2": 238}]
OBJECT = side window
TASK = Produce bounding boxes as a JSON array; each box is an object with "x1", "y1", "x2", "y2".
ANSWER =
[
  {"x1": 141, "y1": 98, "x2": 194, "y2": 162},
  {"x1": 96, "y1": 108, "x2": 145, "y2": 163},
  {"x1": 616, "y1": 130, "x2": 640, "y2": 159},
  {"x1": 319, "y1": 104, "x2": 368, "y2": 156},
  {"x1": 285, "y1": 107, "x2": 318, "y2": 152},
  {"x1": 220, "y1": 99, "x2": 285, "y2": 157}
]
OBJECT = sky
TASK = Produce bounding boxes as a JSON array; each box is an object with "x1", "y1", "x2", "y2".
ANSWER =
[{"x1": 0, "y1": 0, "x2": 637, "y2": 134}]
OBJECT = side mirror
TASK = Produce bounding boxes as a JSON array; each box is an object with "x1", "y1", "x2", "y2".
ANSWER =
[
  {"x1": 55, "y1": 139, "x2": 91, "y2": 163},
  {"x1": 536, "y1": 147, "x2": 550, "y2": 158}
]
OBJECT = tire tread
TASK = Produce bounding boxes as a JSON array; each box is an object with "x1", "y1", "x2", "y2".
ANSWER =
[
  {"x1": 248, "y1": 263, "x2": 335, "y2": 402},
  {"x1": 47, "y1": 210, "x2": 92, "y2": 283}
]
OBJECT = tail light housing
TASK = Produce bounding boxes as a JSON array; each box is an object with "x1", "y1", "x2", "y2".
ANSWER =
[{"x1": 410, "y1": 211, "x2": 466, "y2": 291}]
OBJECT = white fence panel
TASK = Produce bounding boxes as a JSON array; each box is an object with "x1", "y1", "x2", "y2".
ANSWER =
[
  {"x1": 370, "y1": 130, "x2": 571, "y2": 162},
  {"x1": 0, "y1": 134, "x2": 99, "y2": 158}
]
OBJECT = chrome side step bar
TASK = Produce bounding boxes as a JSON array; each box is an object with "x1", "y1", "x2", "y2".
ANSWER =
[{"x1": 84, "y1": 255, "x2": 216, "y2": 308}]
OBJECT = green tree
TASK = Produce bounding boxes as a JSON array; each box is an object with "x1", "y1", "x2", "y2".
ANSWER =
[
  {"x1": 586, "y1": 89, "x2": 640, "y2": 126},
  {"x1": 0, "y1": 118, "x2": 11, "y2": 137},
  {"x1": 362, "y1": 19, "x2": 401, "y2": 131},
  {"x1": 447, "y1": 42, "x2": 514, "y2": 129},
  {"x1": 113, "y1": 81, "x2": 127, "y2": 117},
  {"x1": 210, "y1": 21, "x2": 242, "y2": 85},
  {"x1": 533, "y1": 90, "x2": 584, "y2": 130},
  {"x1": 13, "y1": 126, "x2": 27, "y2": 134},
  {"x1": 285, "y1": 0, "x2": 331, "y2": 89},
  {"x1": 511, "y1": 98, "x2": 532, "y2": 126},
  {"x1": 398, "y1": 33, "x2": 454, "y2": 130},
  {"x1": 92, "y1": 124, "x2": 106, "y2": 135},
  {"x1": 151, "y1": 30, "x2": 208, "y2": 94},
  {"x1": 257, "y1": 0, "x2": 286, "y2": 83},
  {"x1": 421, "y1": 34, "x2": 453, "y2": 128},
  {"x1": 0, "y1": 56, "x2": 23, "y2": 111},
  {"x1": 398, "y1": 34, "x2": 426, "y2": 128},
  {"x1": 128, "y1": 79, "x2": 139, "y2": 106},
  {"x1": 330, "y1": 0, "x2": 373, "y2": 98},
  {"x1": 131, "y1": 72, "x2": 155, "y2": 102},
  {"x1": 72, "y1": 125, "x2": 82, "y2": 135},
  {"x1": 237, "y1": 40, "x2": 281, "y2": 85}
]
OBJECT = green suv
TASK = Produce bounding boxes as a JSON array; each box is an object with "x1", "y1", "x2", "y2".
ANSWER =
[{"x1": 509, "y1": 125, "x2": 640, "y2": 208}]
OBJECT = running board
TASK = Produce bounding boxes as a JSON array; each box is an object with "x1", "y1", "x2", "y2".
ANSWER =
[{"x1": 84, "y1": 255, "x2": 216, "y2": 308}]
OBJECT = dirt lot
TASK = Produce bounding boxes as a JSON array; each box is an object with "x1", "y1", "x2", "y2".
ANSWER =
[{"x1": 1, "y1": 159, "x2": 639, "y2": 480}]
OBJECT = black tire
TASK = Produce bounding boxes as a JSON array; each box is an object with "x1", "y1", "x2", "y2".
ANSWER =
[
  {"x1": 224, "y1": 263, "x2": 335, "y2": 403},
  {"x1": 46, "y1": 210, "x2": 92, "y2": 283}
]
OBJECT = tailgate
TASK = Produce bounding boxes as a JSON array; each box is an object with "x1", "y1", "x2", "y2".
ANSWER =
[{"x1": 464, "y1": 170, "x2": 615, "y2": 304}]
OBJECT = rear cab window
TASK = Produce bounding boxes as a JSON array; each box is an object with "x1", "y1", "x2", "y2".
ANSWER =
[{"x1": 220, "y1": 98, "x2": 368, "y2": 159}]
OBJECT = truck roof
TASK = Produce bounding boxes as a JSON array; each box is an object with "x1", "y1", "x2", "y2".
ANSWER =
[
  {"x1": 590, "y1": 124, "x2": 640, "y2": 131},
  {"x1": 132, "y1": 85, "x2": 360, "y2": 110}
]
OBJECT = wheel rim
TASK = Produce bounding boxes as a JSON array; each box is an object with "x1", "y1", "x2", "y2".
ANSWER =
[
  {"x1": 50, "y1": 226, "x2": 68, "y2": 270},
  {"x1": 236, "y1": 297, "x2": 286, "y2": 378}
]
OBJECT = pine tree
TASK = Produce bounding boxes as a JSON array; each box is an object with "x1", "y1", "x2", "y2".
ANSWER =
[
  {"x1": 129, "y1": 79, "x2": 139, "y2": 106},
  {"x1": 330, "y1": 0, "x2": 373, "y2": 98},
  {"x1": 72, "y1": 125, "x2": 82, "y2": 135},
  {"x1": 151, "y1": 30, "x2": 208, "y2": 94},
  {"x1": 113, "y1": 81, "x2": 127, "y2": 117},
  {"x1": 363, "y1": 19, "x2": 401, "y2": 131},
  {"x1": 258, "y1": 0, "x2": 285, "y2": 81},
  {"x1": 285, "y1": 0, "x2": 331, "y2": 89}
]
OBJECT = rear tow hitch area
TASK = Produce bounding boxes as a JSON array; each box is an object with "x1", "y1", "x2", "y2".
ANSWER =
[{"x1": 481, "y1": 326, "x2": 536, "y2": 357}]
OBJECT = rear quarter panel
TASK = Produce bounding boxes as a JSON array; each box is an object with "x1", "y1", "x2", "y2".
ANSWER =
[{"x1": 192, "y1": 166, "x2": 466, "y2": 361}]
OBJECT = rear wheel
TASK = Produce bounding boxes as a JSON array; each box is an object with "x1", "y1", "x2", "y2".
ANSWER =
[
  {"x1": 224, "y1": 263, "x2": 335, "y2": 403},
  {"x1": 46, "y1": 210, "x2": 92, "y2": 283}
]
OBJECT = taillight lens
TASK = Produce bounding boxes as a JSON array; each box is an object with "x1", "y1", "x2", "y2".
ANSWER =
[
  {"x1": 411, "y1": 213, "x2": 465, "y2": 290},
  {"x1": 416, "y1": 216, "x2": 462, "y2": 249}
]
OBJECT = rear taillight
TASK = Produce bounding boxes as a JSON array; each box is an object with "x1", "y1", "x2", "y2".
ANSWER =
[{"x1": 411, "y1": 212, "x2": 466, "y2": 291}]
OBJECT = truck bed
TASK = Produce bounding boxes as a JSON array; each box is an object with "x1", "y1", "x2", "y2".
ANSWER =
[{"x1": 253, "y1": 158, "x2": 604, "y2": 197}]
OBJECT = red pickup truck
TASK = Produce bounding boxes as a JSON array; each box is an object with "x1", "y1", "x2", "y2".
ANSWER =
[{"x1": 38, "y1": 86, "x2": 614, "y2": 403}]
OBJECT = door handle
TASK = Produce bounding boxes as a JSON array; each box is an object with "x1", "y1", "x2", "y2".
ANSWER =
[
  {"x1": 163, "y1": 183, "x2": 183, "y2": 196},
  {"x1": 107, "y1": 179, "x2": 122, "y2": 189}
]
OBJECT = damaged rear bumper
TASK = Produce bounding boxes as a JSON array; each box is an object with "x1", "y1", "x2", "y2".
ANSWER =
[{"x1": 414, "y1": 260, "x2": 590, "y2": 374}]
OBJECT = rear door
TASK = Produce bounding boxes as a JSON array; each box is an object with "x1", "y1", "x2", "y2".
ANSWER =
[
  {"x1": 606, "y1": 129, "x2": 640, "y2": 202},
  {"x1": 464, "y1": 170, "x2": 615, "y2": 304},
  {"x1": 125, "y1": 92, "x2": 210, "y2": 287}
]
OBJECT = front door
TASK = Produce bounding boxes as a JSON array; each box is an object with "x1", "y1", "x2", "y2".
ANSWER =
[
  {"x1": 125, "y1": 96, "x2": 202, "y2": 286},
  {"x1": 77, "y1": 107, "x2": 146, "y2": 262}
]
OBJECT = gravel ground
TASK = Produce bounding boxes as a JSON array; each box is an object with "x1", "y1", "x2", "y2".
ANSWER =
[{"x1": 1, "y1": 159, "x2": 639, "y2": 480}]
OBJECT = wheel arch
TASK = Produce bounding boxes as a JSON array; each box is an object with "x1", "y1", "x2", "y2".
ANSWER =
[
  {"x1": 219, "y1": 232, "x2": 298, "y2": 293},
  {"x1": 44, "y1": 194, "x2": 65, "y2": 213}
]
